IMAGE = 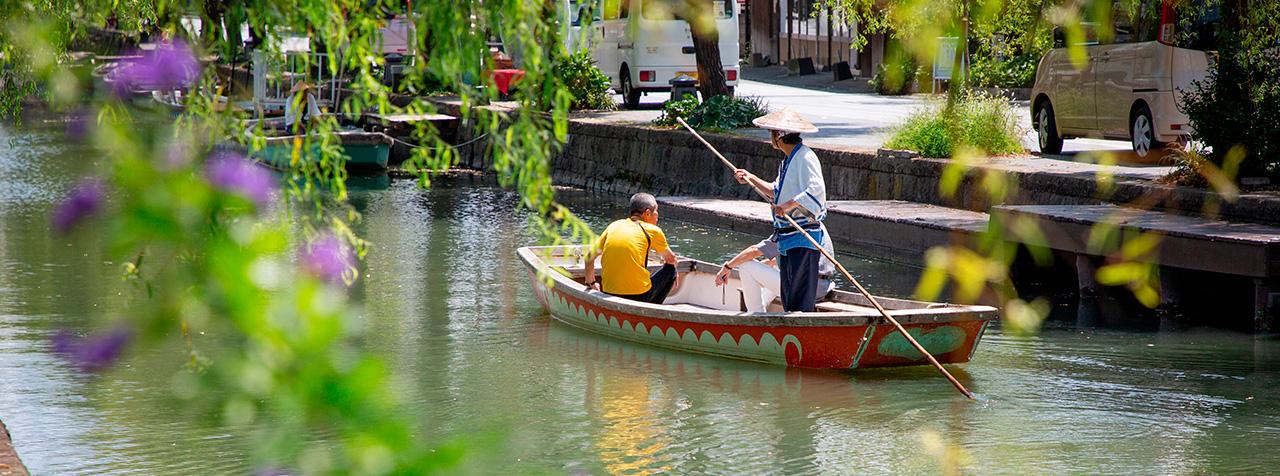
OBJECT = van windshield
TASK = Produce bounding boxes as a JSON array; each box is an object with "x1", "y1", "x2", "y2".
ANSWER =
[{"x1": 642, "y1": 0, "x2": 733, "y2": 20}]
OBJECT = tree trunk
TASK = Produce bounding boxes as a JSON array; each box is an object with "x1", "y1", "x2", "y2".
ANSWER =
[{"x1": 687, "y1": 0, "x2": 730, "y2": 100}]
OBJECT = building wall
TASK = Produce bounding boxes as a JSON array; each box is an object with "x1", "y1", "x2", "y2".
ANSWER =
[{"x1": 745, "y1": 0, "x2": 884, "y2": 76}]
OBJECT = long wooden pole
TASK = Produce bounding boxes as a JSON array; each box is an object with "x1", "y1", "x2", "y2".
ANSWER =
[{"x1": 675, "y1": 117, "x2": 975, "y2": 399}]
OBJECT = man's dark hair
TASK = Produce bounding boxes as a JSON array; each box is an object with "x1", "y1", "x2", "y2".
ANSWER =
[
  {"x1": 779, "y1": 133, "x2": 802, "y2": 145},
  {"x1": 629, "y1": 193, "x2": 657, "y2": 216}
]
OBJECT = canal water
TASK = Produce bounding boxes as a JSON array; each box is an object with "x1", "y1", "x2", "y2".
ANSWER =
[{"x1": 2, "y1": 123, "x2": 1280, "y2": 475}]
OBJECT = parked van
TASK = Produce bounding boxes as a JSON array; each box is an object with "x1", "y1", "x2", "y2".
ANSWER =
[
  {"x1": 1031, "y1": 1, "x2": 1216, "y2": 157},
  {"x1": 564, "y1": 0, "x2": 740, "y2": 108}
]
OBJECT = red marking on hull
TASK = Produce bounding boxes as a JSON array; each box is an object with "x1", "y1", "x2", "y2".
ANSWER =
[{"x1": 529, "y1": 271, "x2": 988, "y2": 369}]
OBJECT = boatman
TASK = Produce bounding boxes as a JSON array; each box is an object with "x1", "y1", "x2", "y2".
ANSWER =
[
  {"x1": 583, "y1": 193, "x2": 683, "y2": 304},
  {"x1": 284, "y1": 81, "x2": 322, "y2": 132},
  {"x1": 731, "y1": 108, "x2": 828, "y2": 312}
]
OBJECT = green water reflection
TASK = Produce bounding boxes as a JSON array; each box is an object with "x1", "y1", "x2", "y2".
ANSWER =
[{"x1": 1, "y1": 124, "x2": 1279, "y2": 474}]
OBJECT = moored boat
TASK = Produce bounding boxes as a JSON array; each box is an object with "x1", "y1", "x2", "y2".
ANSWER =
[
  {"x1": 245, "y1": 117, "x2": 393, "y2": 171},
  {"x1": 519, "y1": 245, "x2": 999, "y2": 369}
]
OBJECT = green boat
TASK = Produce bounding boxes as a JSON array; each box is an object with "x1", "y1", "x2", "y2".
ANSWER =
[{"x1": 251, "y1": 129, "x2": 394, "y2": 172}]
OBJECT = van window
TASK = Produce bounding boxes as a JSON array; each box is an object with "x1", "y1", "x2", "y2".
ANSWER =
[
  {"x1": 1109, "y1": 0, "x2": 1219, "y2": 49},
  {"x1": 1170, "y1": 4, "x2": 1220, "y2": 51},
  {"x1": 570, "y1": 0, "x2": 601, "y2": 26},
  {"x1": 641, "y1": 0, "x2": 732, "y2": 20},
  {"x1": 602, "y1": 0, "x2": 623, "y2": 20}
]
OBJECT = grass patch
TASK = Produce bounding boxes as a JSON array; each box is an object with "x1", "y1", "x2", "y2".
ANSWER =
[{"x1": 885, "y1": 92, "x2": 1025, "y2": 158}]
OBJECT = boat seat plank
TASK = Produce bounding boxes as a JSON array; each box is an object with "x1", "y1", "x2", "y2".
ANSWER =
[{"x1": 814, "y1": 301, "x2": 882, "y2": 315}]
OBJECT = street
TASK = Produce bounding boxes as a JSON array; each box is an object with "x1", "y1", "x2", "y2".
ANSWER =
[{"x1": 603, "y1": 76, "x2": 1157, "y2": 166}]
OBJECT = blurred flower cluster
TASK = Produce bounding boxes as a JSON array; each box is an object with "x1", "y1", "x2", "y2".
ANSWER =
[{"x1": 109, "y1": 41, "x2": 199, "y2": 96}]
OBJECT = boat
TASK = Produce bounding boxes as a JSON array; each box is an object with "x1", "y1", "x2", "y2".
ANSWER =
[
  {"x1": 244, "y1": 117, "x2": 394, "y2": 171},
  {"x1": 518, "y1": 245, "x2": 999, "y2": 369}
]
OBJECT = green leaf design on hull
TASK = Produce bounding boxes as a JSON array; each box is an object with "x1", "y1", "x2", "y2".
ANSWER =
[{"x1": 877, "y1": 326, "x2": 966, "y2": 360}]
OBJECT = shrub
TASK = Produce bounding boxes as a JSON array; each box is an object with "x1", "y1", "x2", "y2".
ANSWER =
[
  {"x1": 1181, "y1": 33, "x2": 1280, "y2": 181},
  {"x1": 869, "y1": 58, "x2": 920, "y2": 95},
  {"x1": 885, "y1": 92, "x2": 1025, "y2": 158},
  {"x1": 654, "y1": 97, "x2": 700, "y2": 126},
  {"x1": 1158, "y1": 147, "x2": 1212, "y2": 188},
  {"x1": 653, "y1": 94, "x2": 769, "y2": 132},
  {"x1": 552, "y1": 50, "x2": 615, "y2": 110},
  {"x1": 969, "y1": 53, "x2": 1038, "y2": 89}
]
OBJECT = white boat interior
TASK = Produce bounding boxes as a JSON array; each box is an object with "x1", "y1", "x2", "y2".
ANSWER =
[{"x1": 531, "y1": 246, "x2": 971, "y2": 316}]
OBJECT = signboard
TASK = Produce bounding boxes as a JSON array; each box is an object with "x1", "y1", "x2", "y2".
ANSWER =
[{"x1": 932, "y1": 37, "x2": 966, "y2": 80}]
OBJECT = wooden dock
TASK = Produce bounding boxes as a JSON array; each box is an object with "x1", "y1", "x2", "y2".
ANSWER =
[
  {"x1": 658, "y1": 196, "x2": 988, "y2": 260},
  {"x1": 994, "y1": 204, "x2": 1280, "y2": 331},
  {"x1": 359, "y1": 113, "x2": 458, "y2": 164}
]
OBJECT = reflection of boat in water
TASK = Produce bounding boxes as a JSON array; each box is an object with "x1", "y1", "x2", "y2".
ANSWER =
[
  {"x1": 520, "y1": 246, "x2": 998, "y2": 369},
  {"x1": 244, "y1": 117, "x2": 393, "y2": 171},
  {"x1": 344, "y1": 173, "x2": 391, "y2": 191}
]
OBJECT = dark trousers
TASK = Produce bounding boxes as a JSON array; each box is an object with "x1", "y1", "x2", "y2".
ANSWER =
[
  {"x1": 779, "y1": 248, "x2": 820, "y2": 312},
  {"x1": 612, "y1": 264, "x2": 677, "y2": 304}
]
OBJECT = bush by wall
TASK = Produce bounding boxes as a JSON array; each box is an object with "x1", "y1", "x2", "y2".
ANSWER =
[
  {"x1": 552, "y1": 50, "x2": 615, "y2": 111},
  {"x1": 1181, "y1": 33, "x2": 1280, "y2": 181},
  {"x1": 869, "y1": 58, "x2": 920, "y2": 95},
  {"x1": 885, "y1": 92, "x2": 1025, "y2": 158},
  {"x1": 653, "y1": 94, "x2": 768, "y2": 132},
  {"x1": 969, "y1": 53, "x2": 1038, "y2": 89}
]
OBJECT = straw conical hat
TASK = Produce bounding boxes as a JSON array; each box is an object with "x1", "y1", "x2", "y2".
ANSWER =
[
  {"x1": 752, "y1": 107, "x2": 818, "y2": 134},
  {"x1": 289, "y1": 81, "x2": 315, "y2": 95}
]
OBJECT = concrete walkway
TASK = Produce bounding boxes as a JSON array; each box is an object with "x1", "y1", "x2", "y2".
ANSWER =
[
  {"x1": 582, "y1": 68, "x2": 1170, "y2": 170},
  {"x1": 658, "y1": 196, "x2": 988, "y2": 260}
]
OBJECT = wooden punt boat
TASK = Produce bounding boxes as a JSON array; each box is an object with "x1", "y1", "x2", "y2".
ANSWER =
[
  {"x1": 518, "y1": 246, "x2": 999, "y2": 369},
  {"x1": 244, "y1": 117, "x2": 393, "y2": 171}
]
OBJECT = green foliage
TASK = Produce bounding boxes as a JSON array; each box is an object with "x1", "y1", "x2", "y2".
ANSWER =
[
  {"x1": 886, "y1": 92, "x2": 1024, "y2": 158},
  {"x1": 969, "y1": 53, "x2": 1038, "y2": 89},
  {"x1": 551, "y1": 50, "x2": 615, "y2": 111},
  {"x1": 869, "y1": 57, "x2": 919, "y2": 95},
  {"x1": 653, "y1": 97, "x2": 700, "y2": 126},
  {"x1": 1181, "y1": 29, "x2": 1280, "y2": 181},
  {"x1": 653, "y1": 95, "x2": 768, "y2": 132}
]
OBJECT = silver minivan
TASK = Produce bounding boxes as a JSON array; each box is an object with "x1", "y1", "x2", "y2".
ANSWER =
[{"x1": 1031, "y1": 3, "x2": 1217, "y2": 157}]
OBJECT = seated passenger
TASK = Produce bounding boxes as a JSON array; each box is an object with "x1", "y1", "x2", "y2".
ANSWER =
[
  {"x1": 713, "y1": 224, "x2": 835, "y2": 312},
  {"x1": 584, "y1": 193, "x2": 682, "y2": 304}
]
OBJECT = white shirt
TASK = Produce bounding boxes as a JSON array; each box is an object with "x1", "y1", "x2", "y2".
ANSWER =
[
  {"x1": 284, "y1": 92, "x2": 321, "y2": 129},
  {"x1": 770, "y1": 143, "x2": 827, "y2": 228}
]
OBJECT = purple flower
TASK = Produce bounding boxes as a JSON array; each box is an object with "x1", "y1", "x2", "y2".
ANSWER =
[
  {"x1": 52, "y1": 179, "x2": 107, "y2": 234},
  {"x1": 50, "y1": 327, "x2": 133, "y2": 372},
  {"x1": 300, "y1": 234, "x2": 356, "y2": 285},
  {"x1": 111, "y1": 41, "x2": 199, "y2": 96},
  {"x1": 205, "y1": 151, "x2": 277, "y2": 208}
]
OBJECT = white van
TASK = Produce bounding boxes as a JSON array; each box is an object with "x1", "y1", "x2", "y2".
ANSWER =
[
  {"x1": 564, "y1": 0, "x2": 740, "y2": 108},
  {"x1": 1031, "y1": 2, "x2": 1216, "y2": 157}
]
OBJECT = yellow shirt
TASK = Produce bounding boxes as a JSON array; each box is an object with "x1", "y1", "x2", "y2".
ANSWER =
[{"x1": 595, "y1": 218, "x2": 670, "y2": 295}]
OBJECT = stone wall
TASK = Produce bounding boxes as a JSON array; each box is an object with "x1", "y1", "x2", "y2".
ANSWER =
[{"x1": 434, "y1": 100, "x2": 1280, "y2": 226}]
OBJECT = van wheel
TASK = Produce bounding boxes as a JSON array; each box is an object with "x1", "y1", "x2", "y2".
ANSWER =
[
  {"x1": 1130, "y1": 105, "x2": 1163, "y2": 158},
  {"x1": 621, "y1": 70, "x2": 641, "y2": 109},
  {"x1": 1034, "y1": 100, "x2": 1064, "y2": 155}
]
